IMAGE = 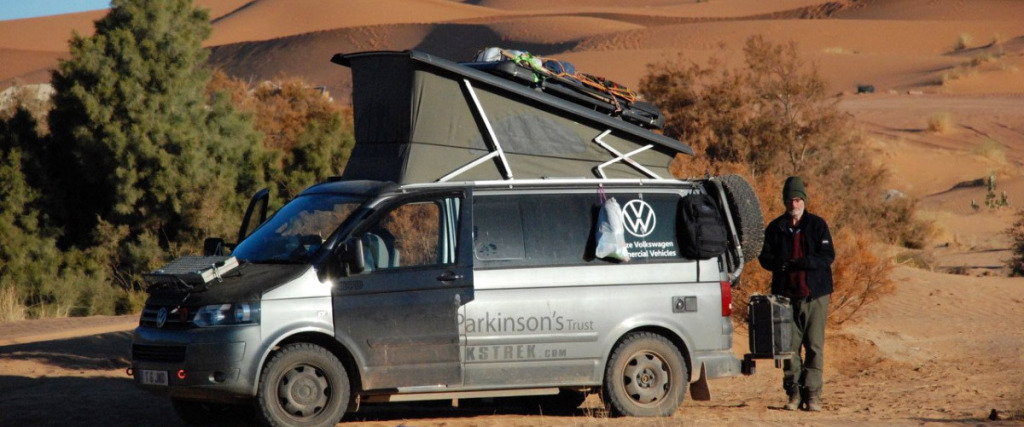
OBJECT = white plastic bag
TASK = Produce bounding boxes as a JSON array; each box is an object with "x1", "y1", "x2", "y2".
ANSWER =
[{"x1": 595, "y1": 197, "x2": 630, "y2": 262}]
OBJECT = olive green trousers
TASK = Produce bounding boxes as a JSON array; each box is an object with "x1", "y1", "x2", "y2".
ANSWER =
[{"x1": 783, "y1": 294, "x2": 830, "y2": 398}]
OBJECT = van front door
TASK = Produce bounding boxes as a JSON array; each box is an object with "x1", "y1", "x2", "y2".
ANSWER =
[{"x1": 333, "y1": 193, "x2": 473, "y2": 390}]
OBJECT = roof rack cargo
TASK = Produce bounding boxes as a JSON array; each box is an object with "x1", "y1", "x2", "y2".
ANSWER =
[{"x1": 331, "y1": 50, "x2": 692, "y2": 184}]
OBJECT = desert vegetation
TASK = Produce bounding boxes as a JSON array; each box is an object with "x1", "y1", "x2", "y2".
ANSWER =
[
  {"x1": 641, "y1": 35, "x2": 933, "y2": 327},
  {"x1": 0, "y1": 0, "x2": 352, "y2": 320},
  {"x1": 1008, "y1": 210, "x2": 1024, "y2": 276}
]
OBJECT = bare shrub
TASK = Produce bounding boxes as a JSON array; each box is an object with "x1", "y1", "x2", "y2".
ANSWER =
[
  {"x1": 971, "y1": 138, "x2": 1007, "y2": 164},
  {"x1": 894, "y1": 249, "x2": 936, "y2": 271},
  {"x1": 1008, "y1": 209, "x2": 1024, "y2": 277},
  {"x1": 955, "y1": 32, "x2": 973, "y2": 51},
  {"x1": 927, "y1": 112, "x2": 953, "y2": 133},
  {"x1": 874, "y1": 196, "x2": 934, "y2": 249},
  {"x1": 827, "y1": 228, "x2": 894, "y2": 325},
  {"x1": 0, "y1": 284, "x2": 26, "y2": 322}
]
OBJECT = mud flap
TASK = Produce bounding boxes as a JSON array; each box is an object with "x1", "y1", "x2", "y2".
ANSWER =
[{"x1": 689, "y1": 363, "x2": 711, "y2": 401}]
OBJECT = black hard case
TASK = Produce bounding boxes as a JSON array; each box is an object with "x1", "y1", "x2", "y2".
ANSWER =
[{"x1": 746, "y1": 294, "x2": 794, "y2": 359}]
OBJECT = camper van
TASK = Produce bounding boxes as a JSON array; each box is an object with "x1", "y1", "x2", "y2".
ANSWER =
[{"x1": 130, "y1": 50, "x2": 767, "y2": 427}]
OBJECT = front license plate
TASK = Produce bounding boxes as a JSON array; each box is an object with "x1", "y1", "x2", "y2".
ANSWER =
[{"x1": 140, "y1": 369, "x2": 169, "y2": 386}]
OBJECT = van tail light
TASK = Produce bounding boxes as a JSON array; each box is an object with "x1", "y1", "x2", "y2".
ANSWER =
[{"x1": 720, "y1": 281, "x2": 732, "y2": 317}]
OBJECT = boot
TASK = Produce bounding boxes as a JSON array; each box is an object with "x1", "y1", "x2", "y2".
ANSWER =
[
  {"x1": 783, "y1": 391, "x2": 801, "y2": 411},
  {"x1": 804, "y1": 396, "x2": 822, "y2": 412}
]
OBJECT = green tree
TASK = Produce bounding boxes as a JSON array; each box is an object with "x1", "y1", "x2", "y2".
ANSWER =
[
  {"x1": 0, "y1": 110, "x2": 116, "y2": 318},
  {"x1": 46, "y1": 0, "x2": 262, "y2": 281},
  {"x1": 0, "y1": 112, "x2": 59, "y2": 314}
]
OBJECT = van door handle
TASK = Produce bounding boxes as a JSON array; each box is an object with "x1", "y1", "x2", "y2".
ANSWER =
[{"x1": 437, "y1": 272, "x2": 463, "y2": 282}]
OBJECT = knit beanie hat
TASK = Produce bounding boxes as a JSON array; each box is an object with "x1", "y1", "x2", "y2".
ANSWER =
[{"x1": 783, "y1": 176, "x2": 807, "y2": 201}]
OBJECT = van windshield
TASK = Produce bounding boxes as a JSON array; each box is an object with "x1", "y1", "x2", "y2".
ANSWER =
[{"x1": 232, "y1": 194, "x2": 365, "y2": 264}]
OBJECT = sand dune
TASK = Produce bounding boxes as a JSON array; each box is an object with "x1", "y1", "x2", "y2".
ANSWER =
[
  {"x1": 0, "y1": 49, "x2": 67, "y2": 83},
  {"x1": 206, "y1": 0, "x2": 505, "y2": 46},
  {"x1": 836, "y1": 0, "x2": 1024, "y2": 21},
  {"x1": 0, "y1": 11, "x2": 105, "y2": 52},
  {"x1": 5, "y1": 0, "x2": 1024, "y2": 98},
  {"x1": 472, "y1": 0, "x2": 833, "y2": 18}
]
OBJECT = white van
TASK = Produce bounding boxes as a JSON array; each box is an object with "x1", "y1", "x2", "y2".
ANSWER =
[{"x1": 130, "y1": 50, "x2": 767, "y2": 427}]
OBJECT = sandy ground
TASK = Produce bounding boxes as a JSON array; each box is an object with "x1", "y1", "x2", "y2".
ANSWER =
[{"x1": 2, "y1": 1, "x2": 1024, "y2": 426}]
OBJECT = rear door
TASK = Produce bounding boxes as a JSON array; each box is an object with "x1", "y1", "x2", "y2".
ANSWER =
[{"x1": 333, "y1": 190, "x2": 473, "y2": 390}]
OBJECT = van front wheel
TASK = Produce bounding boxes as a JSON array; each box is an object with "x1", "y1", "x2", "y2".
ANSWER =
[
  {"x1": 256, "y1": 343, "x2": 350, "y2": 427},
  {"x1": 603, "y1": 332, "x2": 687, "y2": 417}
]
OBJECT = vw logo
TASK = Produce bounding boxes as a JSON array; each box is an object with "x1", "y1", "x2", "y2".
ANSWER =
[
  {"x1": 621, "y1": 199, "x2": 656, "y2": 237},
  {"x1": 156, "y1": 307, "x2": 168, "y2": 328}
]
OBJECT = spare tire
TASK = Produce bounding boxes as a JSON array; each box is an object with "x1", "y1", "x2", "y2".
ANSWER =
[{"x1": 716, "y1": 174, "x2": 764, "y2": 266}]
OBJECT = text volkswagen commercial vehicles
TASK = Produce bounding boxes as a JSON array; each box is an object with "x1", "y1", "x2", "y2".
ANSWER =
[{"x1": 130, "y1": 50, "x2": 767, "y2": 427}]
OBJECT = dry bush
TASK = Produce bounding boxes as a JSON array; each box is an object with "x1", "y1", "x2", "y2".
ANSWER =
[
  {"x1": 209, "y1": 70, "x2": 342, "y2": 153},
  {"x1": 208, "y1": 70, "x2": 355, "y2": 201},
  {"x1": 1008, "y1": 209, "x2": 1024, "y2": 277},
  {"x1": 927, "y1": 112, "x2": 953, "y2": 133},
  {"x1": 0, "y1": 284, "x2": 26, "y2": 322},
  {"x1": 955, "y1": 32, "x2": 973, "y2": 51},
  {"x1": 826, "y1": 228, "x2": 894, "y2": 325},
  {"x1": 873, "y1": 195, "x2": 934, "y2": 249},
  {"x1": 971, "y1": 138, "x2": 1008, "y2": 164}
]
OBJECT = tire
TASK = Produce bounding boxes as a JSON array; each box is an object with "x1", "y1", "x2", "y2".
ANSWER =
[
  {"x1": 256, "y1": 343, "x2": 350, "y2": 427},
  {"x1": 171, "y1": 399, "x2": 252, "y2": 426},
  {"x1": 603, "y1": 332, "x2": 687, "y2": 417},
  {"x1": 718, "y1": 174, "x2": 764, "y2": 266}
]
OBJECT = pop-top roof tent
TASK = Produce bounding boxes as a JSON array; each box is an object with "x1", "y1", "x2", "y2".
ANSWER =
[{"x1": 330, "y1": 50, "x2": 693, "y2": 184}]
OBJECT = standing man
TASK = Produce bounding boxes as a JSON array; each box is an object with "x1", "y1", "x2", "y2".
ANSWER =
[{"x1": 758, "y1": 176, "x2": 835, "y2": 412}]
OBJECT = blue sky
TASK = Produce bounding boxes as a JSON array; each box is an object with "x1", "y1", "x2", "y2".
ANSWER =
[{"x1": 0, "y1": 0, "x2": 111, "y2": 21}]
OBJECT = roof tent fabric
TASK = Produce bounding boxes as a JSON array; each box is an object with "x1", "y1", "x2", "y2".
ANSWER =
[{"x1": 331, "y1": 50, "x2": 693, "y2": 184}]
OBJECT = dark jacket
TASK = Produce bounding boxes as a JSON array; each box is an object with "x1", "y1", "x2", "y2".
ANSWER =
[{"x1": 758, "y1": 211, "x2": 835, "y2": 299}]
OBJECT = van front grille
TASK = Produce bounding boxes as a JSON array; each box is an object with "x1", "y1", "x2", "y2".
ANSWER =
[
  {"x1": 132, "y1": 344, "x2": 186, "y2": 363},
  {"x1": 139, "y1": 304, "x2": 194, "y2": 329}
]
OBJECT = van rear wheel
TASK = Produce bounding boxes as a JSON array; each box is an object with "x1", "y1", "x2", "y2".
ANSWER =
[
  {"x1": 603, "y1": 332, "x2": 687, "y2": 417},
  {"x1": 256, "y1": 343, "x2": 350, "y2": 427}
]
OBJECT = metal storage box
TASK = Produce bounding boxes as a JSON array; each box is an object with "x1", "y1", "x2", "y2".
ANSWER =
[{"x1": 745, "y1": 294, "x2": 794, "y2": 366}]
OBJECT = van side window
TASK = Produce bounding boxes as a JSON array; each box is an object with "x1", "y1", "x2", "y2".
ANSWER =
[
  {"x1": 363, "y1": 197, "x2": 460, "y2": 271},
  {"x1": 474, "y1": 194, "x2": 592, "y2": 268},
  {"x1": 473, "y1": 192, "x2": 683, "y2": 268}
]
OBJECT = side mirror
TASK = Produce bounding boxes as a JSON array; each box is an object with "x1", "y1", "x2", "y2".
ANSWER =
[
  {"x1": 203, "y1": 237, "x2": 227, "y2": 256},
  {"x1": 339, "y1": 239, "x2": 366, "y2": 275}
]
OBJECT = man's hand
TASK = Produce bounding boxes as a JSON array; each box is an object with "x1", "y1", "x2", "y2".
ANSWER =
[{"x1": 781, "y1": 258, "x2": 809, "y2": 271}]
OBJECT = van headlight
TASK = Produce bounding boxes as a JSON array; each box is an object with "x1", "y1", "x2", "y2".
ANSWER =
[{"x1": 193, "y1": 302, "x2": 260, "y2": 327}]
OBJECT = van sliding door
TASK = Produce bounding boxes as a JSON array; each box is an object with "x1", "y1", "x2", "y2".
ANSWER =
[{"x1": 333, "y1": 191, "x2": 473, "y2": 390}]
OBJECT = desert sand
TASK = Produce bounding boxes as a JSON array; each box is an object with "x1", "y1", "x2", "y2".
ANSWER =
[{"x1": 1, "y1": 0, "x2": 1022, "y2": 426}]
